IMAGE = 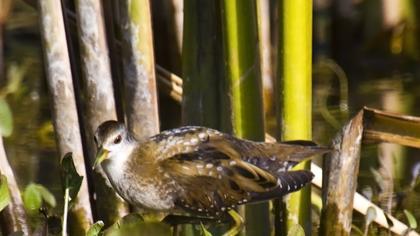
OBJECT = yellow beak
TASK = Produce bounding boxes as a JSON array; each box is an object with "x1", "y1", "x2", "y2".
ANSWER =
[{"x1": 93, "y1": 147, "x2": 109, "y2": 170}]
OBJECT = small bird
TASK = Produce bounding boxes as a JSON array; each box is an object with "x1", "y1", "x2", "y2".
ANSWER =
[{"x1": 93, "y1": 120, "x2": 329, "y2": 218}]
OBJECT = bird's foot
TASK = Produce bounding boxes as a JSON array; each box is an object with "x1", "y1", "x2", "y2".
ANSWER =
[{"x1": 222, "y1": 210, "x2": 244, "y2": 236}]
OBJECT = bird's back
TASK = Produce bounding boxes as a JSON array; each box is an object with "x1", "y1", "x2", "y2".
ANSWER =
[{"x1": 135, "y1": 126, "x2": 330, "y2": 216}]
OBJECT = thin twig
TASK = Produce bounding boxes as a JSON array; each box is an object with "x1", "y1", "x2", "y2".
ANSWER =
[{"x1": 62, "y1": 187, "x2": 69, "y2": 236}]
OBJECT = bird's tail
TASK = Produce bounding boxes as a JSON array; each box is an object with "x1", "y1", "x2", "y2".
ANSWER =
[
  {"x1": 280, "y1": 140, "x2": 331, "y2": 162},
  {"x1": 249, "y1": 170, "x2": 314, "y2": 202}
]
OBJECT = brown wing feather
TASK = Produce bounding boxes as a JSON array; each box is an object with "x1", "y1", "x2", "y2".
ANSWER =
[
  {"x1": 161, "y1": 149, "x2": 279, "y2": 216},
  {"x1": 154, "y1": 126, "x2": 322, "y2": 216}
]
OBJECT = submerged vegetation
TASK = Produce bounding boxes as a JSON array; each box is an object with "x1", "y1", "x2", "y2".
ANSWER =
[{"x1": 0, "y1": 0, "x2": 420, "y2": 235}]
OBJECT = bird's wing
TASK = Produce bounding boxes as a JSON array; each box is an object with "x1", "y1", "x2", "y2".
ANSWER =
[
  {"x1": 156, "y1": 128, "x2": 310, "y2": 215},
  {"x1": 160, "y1": 142, "x2": 279, "y2": 216}
]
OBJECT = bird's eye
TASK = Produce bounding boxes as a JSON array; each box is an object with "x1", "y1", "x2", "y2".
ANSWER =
[{"x1": 113, "y1": 135, "x2": 122, "y2": 144}]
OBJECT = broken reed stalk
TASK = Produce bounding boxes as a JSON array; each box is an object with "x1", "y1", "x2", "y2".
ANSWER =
[
  {"x1": 37, "y1": 0, "x2": 93, "y2": 233},
  {"x1": 74, "y1": 0, "x2": 129, "y2": 225},
  {"x1": 320, "y1": 111, "x2": 364, "y2": 236},
  {"x1": 276, "y1": 0, "x2": 313, "y2": 234},
  {"x1": 220, "y1": 1, "x2": 268, "y2": 235},
  {"x1": 311, "y1": 164, "x2": 419, "y2": 236},
  {"x1": 320, "y1": 107, "x2": 420, "y2": 236},
  {"x1": 0, "y1": 137, "x2": 29, "y2": 235},
  {"x1": 120, "y1": 0, "x2": 160, "y2": 140}
]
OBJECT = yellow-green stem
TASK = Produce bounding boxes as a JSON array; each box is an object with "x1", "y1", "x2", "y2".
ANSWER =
[
  {"x1": 277, "y1": 0, "x2": 313, "y2": 234},
  {"x1": 220, "y1": 1, "x2": 267, "y2": 235}
]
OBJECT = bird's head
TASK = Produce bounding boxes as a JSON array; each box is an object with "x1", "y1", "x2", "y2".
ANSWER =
[{"x1": 93, "y1": 120, "x2": 132, "y2": 170}]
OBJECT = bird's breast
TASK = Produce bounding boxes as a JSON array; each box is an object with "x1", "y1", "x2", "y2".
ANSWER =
[{"x1": 105, "y1": 163, "x2": 176, "y2": 211}]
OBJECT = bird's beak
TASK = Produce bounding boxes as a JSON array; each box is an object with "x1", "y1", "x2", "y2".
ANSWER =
[{"x1": 93, "y1": 147, "x2": 109, "y2": 170}]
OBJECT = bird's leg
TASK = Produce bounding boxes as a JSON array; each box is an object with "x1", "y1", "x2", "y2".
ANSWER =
[{"x1": 222, "y1": 210, "x2": 244, "y2": 236}]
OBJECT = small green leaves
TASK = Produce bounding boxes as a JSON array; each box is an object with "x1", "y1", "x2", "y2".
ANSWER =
[
  {"x1": 200, "y1": 223, "x2": 212, "y2": 236},
  {"x1": 0, "y1": 175, "x2": 10, "y2": 211},
  {"x1": 86, "y1": 221, "x2": 104, "y2": 236},
  {"x1": 403, "y1": 209, "x2": 417, "y2": 230},
  {"x1": 23, "y1": 183, "x2": 56, "y2": 213},
  {"x1": 23, "y1": 184, "x2": 42, "y2": 213},
  {"x1": 287, "y1": 224, "x2": 305, "y2": 236},
  {"x1": 37, "y1": 184, "x2": 56, "y2": 207},
  {"x1": 60, "y1": 152, "x2": 83, "y2": 205},
  {"x1": 0, "y1": 98, "x2": 13, "y2": 137}
]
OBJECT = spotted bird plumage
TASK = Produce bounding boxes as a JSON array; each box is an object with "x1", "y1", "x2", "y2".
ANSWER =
[{"x1": 94, "y1": 121, "x2": 330, "y2": 217}]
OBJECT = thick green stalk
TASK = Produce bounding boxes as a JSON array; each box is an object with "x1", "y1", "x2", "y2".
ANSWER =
[
  {"x1": 277, "y1": 0, "x2": 313, "y2": 234},
  {"x1": 220, "y1": 1, "x2": 267, "y2": 235},
  {"x1": 182, "y1": 1, "x2": 224, "y2": 234},
  {"x1": 182, "y1": 0, "x2": 223, "y2": 129}
]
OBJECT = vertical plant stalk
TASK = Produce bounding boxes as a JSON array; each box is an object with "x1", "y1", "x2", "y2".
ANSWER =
[
  {"x1": 120, "y1": 0, "x2": 160, "y2": 140},
  {"x1": 62, "y1": 187, "x2": 70, "y2": 236},
  {"x1": 276, "y1": 0, "x2": 313, "y2": 234},
  {"x1": 0, "y1": 137, "x2": 29, "y2": 235},
  {"x1": 150, "y1": 0, "x2": 183, "y2": 75},
  {"x1": 377, "y1": 86, "x2": 404, "y2": 212},
  {"x1": 182, "y1": 0, "x2": 223, "y2": 129},
  {"x1": 181, "y1": 1, "x2": 223, "y2": 235},
  {"x1": 75, "y1": 0, "x2": 129, "y2": 225},
  {"x1": 220, "y1": 1, "x2": 267, "y2": 235},
  {"x1": 0, "y1": 0, "x2": 11, "y2": 83},
  {"x1": 256, "y1": 0, "x2": 273, "y2": 116},
  {"x1": 320, "y1": 111, "x2": 363, "y2": 236},
  {"x1": 37, "y1": 0, "x2": 93, "y2": 233},
  {"x1": 0, "y1": 2, "x2": 26, "y2": 233},
  {"x1": 102, "y1": 0, "x2": 125, "y2": 121}
]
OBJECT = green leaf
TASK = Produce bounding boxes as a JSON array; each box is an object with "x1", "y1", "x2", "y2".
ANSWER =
[
  {"x1": 23, "y1": 183, "x2": 56, "y2": 213},
  {"x1": 23, "y1": 183, "x2": 42, "y2": 213},
  {"x1": 60, "y1": 153, "x2": 83, "y2": 206},
  {"x1": 200, "y1": 223, "x2": 212, "y2": 236},
  {"x1": 0, "y1": 98, "x2": 13, "y2": 137},
  {"x1": 0, "y1": 175, "x2": 10, "y2": 211},
  {"x1": 404, "y1": 209, "x2": 418, "y2": 229},
  {"x1": 86, "y1": 221, "x2": 104, "y2": 236},
  {"x1": 35, "y1": 184, "x2": 56, "y2": 208},
  {"x1": 287, "y1": 224, "x2": 305, "y2": 236}
]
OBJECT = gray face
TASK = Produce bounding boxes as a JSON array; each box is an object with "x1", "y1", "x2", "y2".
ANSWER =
[{"x1": 94, "y1": 120, "x2": 128, "y2": 151}]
